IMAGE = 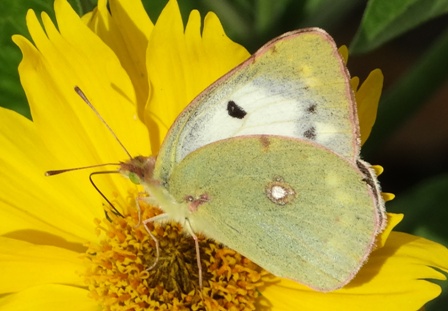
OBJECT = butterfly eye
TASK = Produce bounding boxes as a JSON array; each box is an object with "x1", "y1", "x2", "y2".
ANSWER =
[{"x1": 128, "y1": 172, "x2": 141, "y2": 185}]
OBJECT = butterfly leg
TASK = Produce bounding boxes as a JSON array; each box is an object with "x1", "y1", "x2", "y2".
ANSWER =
[
  {"x1": 142, "y1": 213, "x2": 168, "y2": 270},
  {"x1": 133, "y1": 192, "x2": 149, "y2": 228},
  {"x1": 184, "y1": 218, "x2": 203, "y2": 289}
]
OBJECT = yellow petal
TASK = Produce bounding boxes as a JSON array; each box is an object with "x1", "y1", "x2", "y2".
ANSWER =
[
  {"x1": 350, "y1": 76, "x2": 360, "y2": 93},
  {"x1": 0, "y1": 107, "x2": 98, "y2": 243},
  {"x1": 339, "y1": 44, "x2": 382, "y2": 144},
  {"x1": 264, "y1": 232, "x2": 448, "y2": 310},
  {"x1": 84, "y1": 0, "x2": 153, "y2": 119},
  {"x1": 0, "y1": 237, "x2": 84, "y2": 294},
  {"x1": 356, "y1": 69, "x2": 383, "y2": 145},
  {"x1": 338, "y1": 45, "x2": 349, "y2": 64},
  {"x1": 0, "y1": 284, "x2": 95, "y2": 311},
  {"x1": 377, "y1": 213, "x2": 403, "y2": 248},
  {"x1": 382, "y1": 192, "x2": 395, "y2": 201},
  {"x1": 12, "y1": 0, "x2": 149, "y2": 205},
  {"x1": 144, "y1": 0, "x2": 249, "y2": 152},
  {"x1": 14, "y1": 0, "x2": 147, "y2": 161},
  {"x1": 372, "y1": 165, "x2": 383, "y2": 176}
]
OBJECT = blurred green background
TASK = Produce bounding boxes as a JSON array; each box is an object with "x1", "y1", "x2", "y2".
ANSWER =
[{"x1": 1, "y1": 0, "x2": 447, "y2": 309}]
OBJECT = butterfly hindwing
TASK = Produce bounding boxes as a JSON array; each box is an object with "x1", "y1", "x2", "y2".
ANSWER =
[
  {"x1": 154, "y1": 28, "x2": 359, "y2": 184},
  {"x1": 167, "y1": 135, "x2": 381, "y2": 292}
]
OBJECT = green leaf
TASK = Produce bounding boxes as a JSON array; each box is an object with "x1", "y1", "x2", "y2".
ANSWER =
[
  {"x1": 363, "y1": 27, "x2": 448, "y2": 155},
  {"x1": 391, "y1": 174, "x2": 448, "y2": 246},
  {"x1": 351, "y1": 0, "x2": 448, "y2": 53},
  {"x1": 198, "y1": 0, "x2": 362, "y2": 51},
  {"x1": 299, "y1": 0, "x2": 359, "y2": 29}
]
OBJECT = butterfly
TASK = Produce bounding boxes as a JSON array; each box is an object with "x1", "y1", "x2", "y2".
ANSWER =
[{"x1": 119, "y1": 27, "x2": 386, "y2": 292}]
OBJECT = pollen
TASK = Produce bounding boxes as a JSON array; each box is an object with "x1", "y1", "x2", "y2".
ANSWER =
[{"x1": 83, "y1": 193, "x2": 276, "y2": 310}]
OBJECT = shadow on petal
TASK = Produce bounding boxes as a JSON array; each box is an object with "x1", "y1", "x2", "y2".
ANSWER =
[{"x1": 3, "y1": 230, "x2": 87, "y2": 253}]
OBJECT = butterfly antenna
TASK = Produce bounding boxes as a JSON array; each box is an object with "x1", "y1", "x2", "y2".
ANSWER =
[
  {"x1": 74, "y1": 86, "x2": 133, "y2": 160},
  {"x1": 45, "y1": 162, "x2": 120, "y2": 176},
  {"x1": 90, "y1": 171, "x2": 124, "y2": 218}
]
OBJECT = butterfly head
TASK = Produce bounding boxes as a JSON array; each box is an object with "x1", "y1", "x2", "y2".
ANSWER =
[{"x1": 119, "y1": 155, "x2": 157, "y2": 186}]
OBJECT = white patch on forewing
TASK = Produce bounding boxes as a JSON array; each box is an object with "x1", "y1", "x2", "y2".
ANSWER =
[
  {"x1": 314, "y1": 122, "x2": 337, "y2": 143},
  {"x1": 314, "y1": 121, "x2": 351, "y2": 156},
  {"x1": 175, "y1": 79, "x2": 310, "y2": 162},
  {"x1": 172, "y1": 68, "x2": 356, "y2": 164}
]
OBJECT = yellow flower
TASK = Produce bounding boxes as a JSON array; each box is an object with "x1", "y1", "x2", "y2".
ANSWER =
[{"x1": 1, "y1": 0, "x2": 447, "y2": 310}]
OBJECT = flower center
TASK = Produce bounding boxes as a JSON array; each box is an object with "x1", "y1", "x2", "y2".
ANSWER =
[{"x1": 83, "y1": 191, "x2": 276, "y2": 310}]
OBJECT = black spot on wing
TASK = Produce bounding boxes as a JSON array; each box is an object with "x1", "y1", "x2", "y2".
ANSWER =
[
  {"x1": 227, "y1": 100, "x2": 247, "y2": 119},
  {"x1": 304, "y1": 127, "x2": 316, "y2": 140},
  {"x1": 307, "y1": 104, "x2": 317, "y2": 114}
]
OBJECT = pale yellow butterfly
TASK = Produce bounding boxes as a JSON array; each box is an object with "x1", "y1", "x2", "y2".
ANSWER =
[{"x1": 119, "y1": 28, "x2": 386, "y2": 292}]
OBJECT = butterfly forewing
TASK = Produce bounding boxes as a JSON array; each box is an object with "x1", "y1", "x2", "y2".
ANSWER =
[{"x1": 154, "y1": 28, "x2": 359, "y2": 184}]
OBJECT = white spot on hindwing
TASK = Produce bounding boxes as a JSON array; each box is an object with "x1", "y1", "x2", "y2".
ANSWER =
[
  {"x1": 265, "y1": 176, "x2": 296, "y2": 205},
  {"x1": 271, "y1": 186, "x2": 288, "y2": 199}
]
